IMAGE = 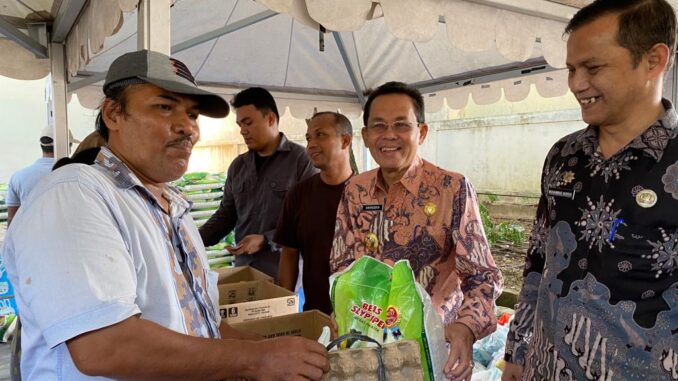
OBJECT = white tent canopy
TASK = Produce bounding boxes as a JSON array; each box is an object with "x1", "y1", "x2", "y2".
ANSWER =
[
  {"x1": 2, "y1": 0, "x2": 677, "y2": 140},
  {"x1": 0, "y1": 0, "x2": 599, "y2": 119},
  {"x1": 74, "y1": 0, "x2": 585, "y2": 118}
]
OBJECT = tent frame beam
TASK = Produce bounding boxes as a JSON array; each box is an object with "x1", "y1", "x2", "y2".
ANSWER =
[
  {"x1": 138, "y1": 0, "x2": 171, "y2": 54},
  {"x1": 51, "y1": 0, "x2": 88, "y2": 43},
  {"x1": 50, "y1": 42, "x2": 70, "y2": 159},
  {"x1": 68, "y1": 10, "x2": 279, "y2": 92},
  {"x1": 199, "y1": 82, "x2": 360, "y2": 103},
  {"x1": 466, "y1": 0, "x2": 578, "y2": 23},
  {"x1": 69, "y1": 60, "x2": 559, "y2": 103},
  {"x1": 172, "y1": 10, "x2": 277, "y2": 54},
  {"x1": 413, "y1": 58, "x2": 555, "y2": 94},
  {"x1": 333, "y1": 32, "x2": 366, "y2": 106},
  {"x1": 0, "y1": 17, "x2": 47, "y2": 58}
]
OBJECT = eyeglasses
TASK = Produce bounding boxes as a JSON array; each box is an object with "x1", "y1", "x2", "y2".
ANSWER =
[{"x1": 366, "y1": 121, "x2": 419, "y2": 134}]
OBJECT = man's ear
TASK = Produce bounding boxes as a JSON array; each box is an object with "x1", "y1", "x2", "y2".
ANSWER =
[
  {"x1": 418, "y1": 123, "x2": 429, "y2": 144},
  {"x1": 102, "y1": 99, "x2": 123, "y2": 132},
  {"x1": 361, "y1": 127, "x2": 369, "y2": 148},
  {"x1": 341, "y1": 133, "x2": 352, "y2": 149},
  {"x1": 266, "y1": 111, "x2": 277, "y2": 128},
  {"x1": 646, "y1": 43, "x2": 670, "y2": 79}
]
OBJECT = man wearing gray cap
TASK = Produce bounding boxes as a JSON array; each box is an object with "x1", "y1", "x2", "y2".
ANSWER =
[{"x1": 1, "y1": 50, "x2": 328, "y2": 380}]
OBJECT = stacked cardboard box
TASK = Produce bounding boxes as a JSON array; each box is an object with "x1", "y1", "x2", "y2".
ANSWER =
[
  {"x1": 220, "y1": 267, "x2": 423, "y2": 380},
  {"x1": 215, "y1": 266, "x2": 298, "y2": 324},
  {"x1": 231, "y1": 309, "x2": 330, "y2": 340}
]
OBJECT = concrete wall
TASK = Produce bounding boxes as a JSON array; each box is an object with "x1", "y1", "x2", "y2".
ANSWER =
[
  {"x1": 408, "y1": 86, "x2": 587, "y2": 197},
  {"x1": 427, "y1": 109, "x2": 586, "y2": 197}
]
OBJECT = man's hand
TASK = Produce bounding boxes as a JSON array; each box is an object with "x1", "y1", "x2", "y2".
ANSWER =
[
  {"x1": 227, "y1": 234, "x2": 266, "y2": 255},
  {"x1": 501, "y1": 362, "x2": 524, "y2": 381},
  {"x1": 444, "y1": 323, "x2": 475, "y2": 381},
  {"x1": 250, "y1": 336, "x2": 329, "y2": 381}
]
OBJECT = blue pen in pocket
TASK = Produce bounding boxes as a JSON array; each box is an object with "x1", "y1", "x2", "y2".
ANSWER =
[{"x1": 609, "y1": 217, "x2": 625, "y2": 242}]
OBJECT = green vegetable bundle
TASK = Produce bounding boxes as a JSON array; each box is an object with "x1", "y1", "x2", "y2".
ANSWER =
[{"x1": 173, "y1": 172, "x2": 234, "y2": 269}]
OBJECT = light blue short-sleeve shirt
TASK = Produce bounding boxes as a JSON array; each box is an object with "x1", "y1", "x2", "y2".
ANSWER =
[
  {"x1": 5, "y1": 157, "x2": 55, "y2": 206},
  {"x1": 1, "y1": 148, "x2": 221, "y2": 380}
]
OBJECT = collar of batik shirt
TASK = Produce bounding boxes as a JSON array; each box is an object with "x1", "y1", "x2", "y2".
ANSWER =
[
  {"x1": 94, "y1": 146, "x2": 192, "y2": 218},
  {"x1": 371, "y1": 155, "x2": 424, "y2": 197},
  {"x1": 625, "y1": 98, "x2": 678, "y2": 162},
  {"x1": 576, "y1": 98, "x2": 678, "y2": 162}
]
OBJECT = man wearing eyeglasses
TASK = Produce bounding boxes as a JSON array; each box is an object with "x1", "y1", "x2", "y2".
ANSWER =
[{"x1": 329, "y1": 81, "x2": 502, "y2": 381}]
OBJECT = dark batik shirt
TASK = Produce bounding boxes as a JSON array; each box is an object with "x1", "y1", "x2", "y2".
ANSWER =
[{"x1": 505, "y1": 99, "x2": 678, "y2": 381}]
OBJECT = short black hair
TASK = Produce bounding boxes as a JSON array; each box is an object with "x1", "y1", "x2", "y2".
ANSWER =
[
  {"x1": 566, "y1": 0, "x2": 677, "y2": 69},
  {"x1": 363, "y1": 81, "x2": 425, "y2": 126},
  {"x1": 232, "y1": 87, "x2": 280, "y2": 122},
  {"x1": 311, "y1": 111, "x2": 353, "y2": 136},
  {"x1": 40, "y1": 142, "x2": 54, "y2": 154},
  {"x1": 52, "y1": 147, "x2": 101, "y2": 171},
  {"x1": 95, "y1": 85, "x2": 132, "y2": 142}
]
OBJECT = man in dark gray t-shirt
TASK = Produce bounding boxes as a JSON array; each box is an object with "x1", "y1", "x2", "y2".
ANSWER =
[{"x1": 199, "y1": 87, "x2": 316, "y2": 278}]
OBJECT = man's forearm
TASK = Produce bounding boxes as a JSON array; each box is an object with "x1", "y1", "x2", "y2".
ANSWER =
[
  {"x1": 6, "y1": 206, "x2": 18, "y2": 227},
  {"x1": 67, "y1": 316, "x2": 259, "y2": 380},
  {"x1": 199, "y1": 207, "x2": 231, "y2": 247},
  {"x1": 220, "y1": 320, "x2": 262, "y2": 341},
  {"x1": 278, "y1": 247, "x2": 300, "y2": 291}
]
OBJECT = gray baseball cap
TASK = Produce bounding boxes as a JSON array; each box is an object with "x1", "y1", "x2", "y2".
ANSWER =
[{"x1": 103, "y1": 50, "x2": 229, "y2": 118}]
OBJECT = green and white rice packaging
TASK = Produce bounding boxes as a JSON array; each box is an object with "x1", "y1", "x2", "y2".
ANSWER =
[{"x1": 330, "y1": 256, "x2": 447, "y2": 380}]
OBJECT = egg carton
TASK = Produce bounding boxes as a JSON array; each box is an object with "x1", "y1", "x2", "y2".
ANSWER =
[{"x1": 322, "y1": 340, "x2": 423, "y2": 381}]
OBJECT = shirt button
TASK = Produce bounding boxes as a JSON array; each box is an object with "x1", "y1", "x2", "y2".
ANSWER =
[{"x1": 271, "y1": 181, "x2": 277, "y2": 187}]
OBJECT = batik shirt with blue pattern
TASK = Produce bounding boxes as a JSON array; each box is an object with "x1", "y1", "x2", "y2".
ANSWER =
[{"x1": 504, "y1": 99, "x2": 678, "y2": 380}]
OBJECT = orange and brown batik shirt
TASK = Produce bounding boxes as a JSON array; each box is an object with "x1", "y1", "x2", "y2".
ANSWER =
[{"x1": 330, "y1": 156, "x2": 503, "y2": 340}]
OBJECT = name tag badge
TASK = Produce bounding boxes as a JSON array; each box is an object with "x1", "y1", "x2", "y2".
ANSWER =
[
  {"x1": 547, "y1": 187, "x2": 576, "y2": 200},
  {"x1": 362, "y1": 204, "x2": 384, "y2": 212}
]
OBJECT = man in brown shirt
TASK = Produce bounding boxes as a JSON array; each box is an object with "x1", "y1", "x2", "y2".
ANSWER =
[{"x1": 274, "y1": 112, "x2": 354, "y2": 314}]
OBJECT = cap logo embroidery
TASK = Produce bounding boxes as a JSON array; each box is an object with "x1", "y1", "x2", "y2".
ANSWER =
[{"x1": 169, "y1": 58, "x2": 197, "y2": 86}]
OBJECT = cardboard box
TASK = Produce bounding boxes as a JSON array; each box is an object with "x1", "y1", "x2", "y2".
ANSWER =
[
  {"x1": 219, "y1": 280, "x2": 298, "y2": 323},
  {"x1": 214, "y1": 266, "x2": 273, "y2": 284},
  {"x1": 231, "y1": 310, "x2": 331, "y2": 340}
]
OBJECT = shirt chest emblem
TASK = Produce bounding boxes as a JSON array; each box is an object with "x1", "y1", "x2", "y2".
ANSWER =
[
  {"x1": 636, "y1": 189, "x2": 658, "y2": 208},
  {"x1": 423, "y1": 201, "x2": 437, "y2": 217}
]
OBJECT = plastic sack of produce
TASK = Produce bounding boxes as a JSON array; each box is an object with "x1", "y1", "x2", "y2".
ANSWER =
[
  {"x1": 330, "y1": 256, "x2": 446, "y2": 380},
  {"x1": 472, "y1": 324, "x2": 508, "y2": 367},
  {"x1": 471, "y1": 366, "x2": 502, "y2": 381}
]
